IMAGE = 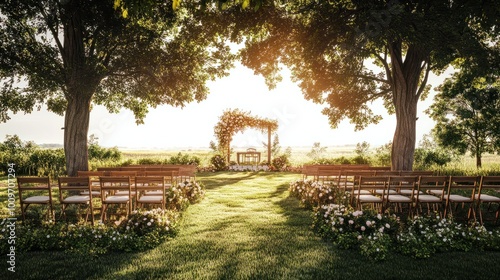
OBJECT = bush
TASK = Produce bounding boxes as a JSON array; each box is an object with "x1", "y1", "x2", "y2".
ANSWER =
[
  {"x1": 168, "y1": 152, "x2": 201, "y2": 166},
  {"x1": 210, "y1": 154, "x2": 227, "y2": 171},
  {"x1": 271, "y1": 154, "x2": 289, "y2": 171}
]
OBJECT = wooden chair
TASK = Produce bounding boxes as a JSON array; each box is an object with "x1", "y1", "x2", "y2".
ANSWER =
[
  {"x1": 77, "y1": 171, "x2": 104, "y2": 197},
  {"x1": 99, "y1": 176, "x2": 133, "y2": 222},
  {"x1": 445, "y1": 176, "x2": 479, "y2": 222},
  {"x1": 385, "y1": 176, "x2": 418, "y2": 216},
  {"x1": 476, "y1": 176, "x2": 500, "y2": 225},
  {"x1": 17, "y1": 177, "x2": 54, "y2": 221},
  {"x1": 109, "y1": 171, "x2": 137, "y2": 196},
  {"x1": 355, "y1": 176, "x2": 388, "y2": 213},
  {"x1": 135, "y1": 176, "x2": 167, "y2": 210},
  {"x1": 58, "y1": 177, "x2": 94, "y2": 225},
  {"x1": 415, "y1": 176, "x2": 448, "y2": 217}
]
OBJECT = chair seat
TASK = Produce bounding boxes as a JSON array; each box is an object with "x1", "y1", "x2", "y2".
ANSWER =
[
  {"x1": 375, "y1": 190, "x2": 397, "y2": 195},
  {"x1": 80, "y1": 190, "x2": 101, "y2": 196},
  {"x1": 475, "y1": 194, "x2": 500, "y2": 202},
  {"x1": 138, "y1": 196, "x2": 163, "y2": 203},
  {"x1": 447, "y1": 194, "x2": 472, "y2": 202},
  {"x1": 23, "y1": 196, "x2": 50, "y2": 203},
  {"x1": 359, "y1": 195, "x2": 383, "y2": 203},
  {"x1": 387, "y1": 195, "x2": 412, "y2": 202},
  {"x1": 350, "y1": 190, "x2": 371, "y2": 195},
  {"x1": 417, "y1": 194, "x2": 441, "y2": 202},
  {"x1": 428, "y1": 189, "x2": 444, "y2": 196},
  {"x1": 400, "y1": 190, "x2": 423, "y2": 195},
  {"x1": 115, "y1": 191, "x2": 136, "y2": 196},
  {"x1": 62, "y1": 195, "x2": 90, "y2": 203},
  {"x1": 145, "y1": 190, "x2": 163, "y2": 196},
  {"x1": 103, "y1": 196, "x2": 130, "y2": 203}
]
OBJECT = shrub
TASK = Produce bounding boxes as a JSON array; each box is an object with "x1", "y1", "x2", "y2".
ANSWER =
[
  {"x1": 271, "y1": 154, "x2": 289, "y2": 171},
  {"x1": 168, "y1": 152, "x2": 201, "y2": 166},
  {"x1": 210, "y1": 154, "x2": 227, "y2": 171}
]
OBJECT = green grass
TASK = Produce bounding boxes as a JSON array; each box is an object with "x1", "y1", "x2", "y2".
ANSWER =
[{"x1": 2, "y1": 172, "x2": 500, "y2": 279}]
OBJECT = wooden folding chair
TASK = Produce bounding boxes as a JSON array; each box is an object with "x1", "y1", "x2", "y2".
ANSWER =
[
  {"x1": 77, "y1": 171, "x2": 104, "y2": 197},
  {"x1": 58, "y1": 177, "x2": 94, "y2": 225},
  {"x1": 414, "y1": 176, "x2": 448, "y2": 217},
  {"x1": 385, "y1": 176, "x2": 418, "y2": 216},
  {"x1": 445, "y1": 176, "x2": 479, "y2": 222},
  {"x1": 99, "y1": 176, "x2": 133, "y2": 222},
  {"x1": 17, "y1": 177, "x2": 54, "y2": 221},
  {"x1": 476, "y1": 176, "x2": 500, "y2": 225},
  {"x1": 135, "y1": 176, "x2": 167, "y2": 210},
  {"x1": 355, "y1": 176, "x2": 388, "y2": 213}
]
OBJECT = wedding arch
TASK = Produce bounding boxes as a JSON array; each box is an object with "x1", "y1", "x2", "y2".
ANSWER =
[{"x1": 214, "y1": 109, "x2": 278, "y2": 164}]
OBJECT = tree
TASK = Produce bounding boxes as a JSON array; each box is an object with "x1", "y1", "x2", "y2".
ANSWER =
[
  {"x1": 427, "y1": 71, "x2": 500, "y2": 168},
  {"x1": 217, "y1": 0, "x2": 499, "y2": 170},
  {"x1": 0, "y1": 0, "x2": 234, "y2": 175}
]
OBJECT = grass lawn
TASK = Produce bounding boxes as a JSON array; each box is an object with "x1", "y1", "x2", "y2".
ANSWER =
[{"x1": 3, "y1": 172, "x2": 500, "y2": 279}]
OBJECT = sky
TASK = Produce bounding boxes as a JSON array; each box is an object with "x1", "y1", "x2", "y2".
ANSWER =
[{"x1": 0, "y1": 63, "x2": 453, "y2": 150}]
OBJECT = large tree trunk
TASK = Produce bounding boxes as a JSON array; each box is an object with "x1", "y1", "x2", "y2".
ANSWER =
[
  {"x1": 389, "y1": 42, "x2": 428, "y2": 171},
  {"x1": 64, "y1": 93, "x2": 92, "y2": 176}
]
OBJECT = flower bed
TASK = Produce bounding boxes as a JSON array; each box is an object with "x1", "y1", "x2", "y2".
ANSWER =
[
  {"x1": 0, "y1": 181, "x2": 205, "y2": 256},
  {"x1": 290, "y1": 179, "x2": 500, "y2": 261}
]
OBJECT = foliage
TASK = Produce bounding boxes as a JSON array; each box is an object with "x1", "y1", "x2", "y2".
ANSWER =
[
  {"x1": 213, "y1": 108, "x2": 278, "y2": 162},
  {"x1": 306, "y1": 142, "x2": 327, "y2": 161},
  {"x1": 168, "y1": 152, "x2": 201, "y2": 166},
  {"x1": 293, "y1": 179, "x2": 500, "y2": 261},
  {"x1": 88, "y1": 136, "x2": 122, "y2": 162},
  {"x1": 428, "y1": 71, "x2": 500, "y2": 168},
  {"x1": 262, "y1": 134, "x2": 282, "y2": 157},
  {"x1": 167, "y1": 180, "x2": 206, "y2": 210},
  {"x1": 222, "y1": 0, "x2": 499, "y2": 170},
  {"x1": 0, "y1": 209, "x2": 179, "y2": 256},
  {"x1": 0, "y1": 0, "x2": 235, "y2": 175},
  {"x1": 210, "y1": 154, "x2": 227, "y2": 171},
  {"x1": 289, "y1": 180, "x2": 350, "y2": 210},
  {"x1": 373, "y1": 142, "x2": 392, "y2": 167},
  {"x1": 0, "y1": 135, "x2": 66, "y2": 177}
]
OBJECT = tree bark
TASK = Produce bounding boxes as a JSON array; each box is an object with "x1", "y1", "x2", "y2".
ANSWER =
[
  {"x1": 64, "y1": 93, "x2": 92, "y2": 176},
  {"x1": 388, "y1": 42, "x2": 427, "y2": 171}
]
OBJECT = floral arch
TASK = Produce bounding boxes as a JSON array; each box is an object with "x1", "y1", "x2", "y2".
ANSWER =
[{"x1": 214, "y1": 109, "x2": 279, "y2": 164}]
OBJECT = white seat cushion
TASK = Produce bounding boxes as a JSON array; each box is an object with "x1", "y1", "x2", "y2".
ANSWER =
[
  {"x1": 145, "y1": 190, "x2": 163, "y2": 196},
  {"x1": 359, "y1": 195, "x2": 383, "y2": 203},
  {"x1": 417, "y1": 194, "x2": 441, "y2": 202},
  {"x1": 387, "y1": 195, "x2": 412, "y2": 202},
  {"x1": 80, "y1": 190, "x2": 100, "y2": 196},
  {"x1": 104, "y1": 196, "x2": 130, "y2": 203},
  {"x1": 428, "y1": 189, "x2": 444, "y2": 196},
  {"x1": 447, "y1": 194, "x2": 472, "y2": 202},
  {"x1": 138, "y1": 196, "x2": 163, "y2": 203},
  {"x1": 375, "y1": 189, "x2": 397, "y2": 195},
  {"x1": 24, "y1": 196, "x2": 50, "y2": 203},
  {"x1": 475, "y1": 194, "x2": 500, "y2": 202},
  {"x1": 400, "y1": 190, "x2": 423, "y2": 195},
  {"x1": 63, "y1": 195, "x2": 90, "y2": 203}
]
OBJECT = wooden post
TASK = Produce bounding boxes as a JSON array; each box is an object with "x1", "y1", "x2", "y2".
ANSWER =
[
  {"x1": 227, "y1": 143, "x2": 231, "y2": 164},
  {"x1": 267, "y1": 126, "x2": 271, "y2": 164}
]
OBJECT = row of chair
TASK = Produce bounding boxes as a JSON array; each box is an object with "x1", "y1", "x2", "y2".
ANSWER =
[
  {"x1": 16, "y1": 174, "x2": 178, "y2": 225},
  {"x1": 346, "y1": 175, "x2": 500, "y2": 224}
]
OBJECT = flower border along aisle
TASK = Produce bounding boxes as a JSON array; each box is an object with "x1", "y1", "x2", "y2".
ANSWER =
[
  {"x1": 0, "y1": 181, "x2": 206, "y2": 256},
  {"x1": 289, "y1": 179, "x2": 500, "y2": 261}
]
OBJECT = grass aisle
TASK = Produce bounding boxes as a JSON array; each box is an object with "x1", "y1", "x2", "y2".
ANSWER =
[{"x1": 8, "y1": 172, "x2": 500, "y2": 279}]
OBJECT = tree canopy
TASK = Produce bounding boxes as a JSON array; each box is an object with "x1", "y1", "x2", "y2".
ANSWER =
[
  {"x1": 428, "y1": 70, "x2": 500, "y2": 168},
  {"x1": 0, "y1": 0, "x2": 234, "y2": 175},
  {"x1": 211, "y1": 0, "x2": 499, "y2": 170}
]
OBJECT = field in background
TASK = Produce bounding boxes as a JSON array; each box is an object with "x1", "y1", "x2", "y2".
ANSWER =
[{"x1": 121, "y1": 146, "x2": 500, "y2": 170}]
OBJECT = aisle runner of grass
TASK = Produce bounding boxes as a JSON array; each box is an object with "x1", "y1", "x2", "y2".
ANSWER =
[{"x1": 8, "y1": 172, "x2": 500, "y2": 280}]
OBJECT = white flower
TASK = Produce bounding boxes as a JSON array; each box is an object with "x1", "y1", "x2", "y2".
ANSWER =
[
  {"x1": 357, "y1": 235, "x2": 363, "y2": 240},
  {"x1": 349, "y1": 220, "x2": 354, "y2": 225},
  {"x1": 147, "y1": 222, "x2": 152, "y2": 226},
  {"x1": 379, "y1": 227, "x2": 384, "y2": 233},
  {"x1": 361, "y1": 226, "x2": 366, "y2": 231},
  {"x1": 47, "y1": 235, "x2": 50, "y2": 238},
  {"x1": 366, "y1": 221, "x2": 372, "y2": 227},
  {"x1": 377, "y1": 214, "x2": 382, "y2": 220},
  {"x1": 385, "y1": 223, "x2": 390, "y2": 229}
]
